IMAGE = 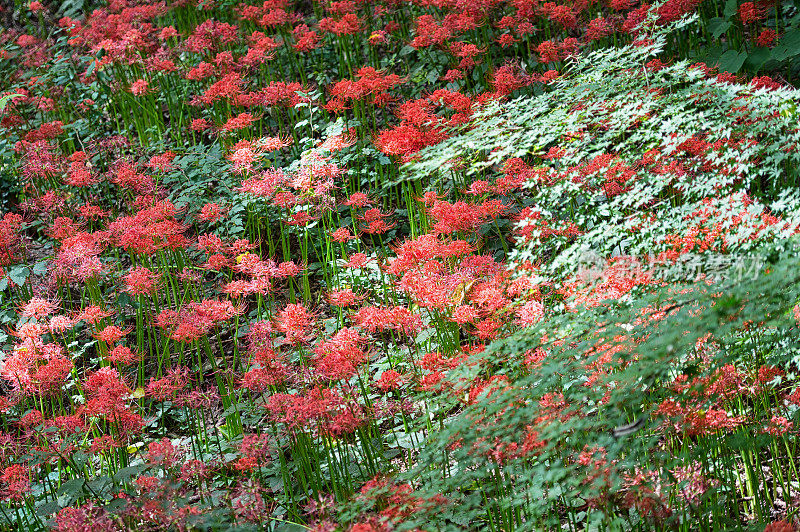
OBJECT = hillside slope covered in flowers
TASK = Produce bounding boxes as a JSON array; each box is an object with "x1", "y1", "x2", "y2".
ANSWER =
[{"x1": 2, "y1": 1, "x2": 800, "y2": 530}]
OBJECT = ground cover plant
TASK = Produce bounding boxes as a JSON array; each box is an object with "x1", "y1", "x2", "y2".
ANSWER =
[{"x1": 1, "y1": 0, "x2": 800, "y2": 530}]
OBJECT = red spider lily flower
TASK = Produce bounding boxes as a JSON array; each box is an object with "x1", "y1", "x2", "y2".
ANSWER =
[
  {"x1": 20, "y1": 297, "x2": 56, "y2": 319},
  {"x1": 586, "y1": 17, "x2": 614, "y2": 41},
  {"x1": 313, "y1": 328, "x2": 367, "y2": 381},
  {"x1": 737, "y1": 1, "x2": 764, "y2": 24},
  {"x1": 442, "y1": 69, "x2": 465, "y2": 82},
  {"x1": 259, "y1": 135, "x2": 292, "y2": 152},
  {"x1": 77, "y1": 204, "x2": 108, "y2": 220},
  {"x1": 351, "y1": 305, "x2": 423, "y2": 336},
  {"x1": 235, "y1": 434, "x2": 273, "y2": 472},
  {"x1": 13, "y1": 322, "x2": 46, "y2": 341},
  {"x1": 375, "y1": 370, "x2": 403, "y2": 392},
  {"x1": 756, "y1": 28, "x2": 777, "y2": 48},
  {"x1": 147, "y1": 438, "x2": 184, "y2": 469},
  {"x1": 318, "y1": 13, "x2": 362, "y2": 35},
  {"x1": 229, "y1": 145, "x2": 258, "y2": 173},
  {"x1": 317, "y1": 132, "x2": 356, "y2": 152},
  {"x1": 94, "y1": 325, "x2": 131, "y2": 344},
  {"x1": 239, "y1": 361, "x2": 288, "y2": 392},
  {"x1": 285, "y1": 210, "x2": 319, "y2": 227},
  {"x1": 764, "y1": 522, "x2": 795, "y2": 532},
  {"x1": 1, "y1": 339, "x2": 73, "y2": 396},
  {"x1": 108, "y1": 200, "x2": 188, "y2": 255},
  {"x1": 1, "y1": 464, "x2": 30, "y2": 502},
  {"x1": 80, "y1": 367, "x2": 144, "y2": 437},
  {"x1": 48, "y1": 315, "x2": 74, "y2": 334},
  {"x1": 358, "y1": 207, "x2": 394, "y2": 234},
  {"x1": 327, "y1": 288, "x2": 366, "y2": 307},
  {"x1": 276, "y1": 303, "x2": 315, "y2": 345},
  {"x1": 198, "y1": 202, "x2": 226, "y2": 223},
  {"x1": 223, "y1": 279, "x2": 257, "y2": 298},
  {"x1": 517, "y1": 300, "x2": 545, "y2": 326},
  {"x1": 537, "y1": 41, "x2": 560, "y2": 64},
  {"x1": 344, "y1": 192, "x2": 373, "y2": 208},
  {"x1": 106, "y1": 345, "x2": 141, "y2": 365},
  {"x1": 76, "y1": 305, "x2": 112, "y2": 325},
  {"x1": 158, "y1": 26, "x2": 178, "y2": 40},
  {"x1": 330, "y1": 227, "x2": 356, "y2": 242},
  {"x1": 191, "y1": 118, "x2": 211, "y2": 132},
  {"x1": 129, "y1": 79, "x2": 149, "y2": 96},
  {"x1": 292, "y1": 24, "x2": 321, "y2": 52},
  {"x1": 146, "y1": 366, "x2": 191, "y2": 401},
  {"x1": 222, "y1": 112, "x2": 258, "y2": 133},
  {"x1": 763, "y1": 416, "x2": 794, "y2": 436},
  {"x1": 146, "y1": 151, "x2": 176, "y2": 172},
  {"x1": 122, "y1": 266, "x2": 160, "y2": 296},
  {"x1": 109, "y1": 161, "x2": 153, "y2": 193}
]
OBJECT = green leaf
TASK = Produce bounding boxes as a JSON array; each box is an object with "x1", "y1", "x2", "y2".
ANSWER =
[
  {"x1": 114, "y1": 465, "x2": 145, "y2": 483},
  {"x1": 426, "y1": 69, "x2": 440, "y2": 84},
  {"x1": 746, "y1": 48, "x2": 772, "y2": 71},
  {"x1": 707, "y1": 17, "x2": 731, "y2": 39},
  {"x1": 723, "y1": 0, "x2": 738, "y2": 18},
  {"x1": 0, "y1": 93, "x2": 22, "y2": 113},
  {"x1": 7, "y1": 266, "x2": 29, "y2": 286},
  {"x1": 36, "y1": 500, "x2": 60, "y2": 517},
  {"x1": 771, "y1": 29, "x2": 800, "y2": 62},
  {"x1": 717, "y1": 49, "x2": 747, "y2": 73},
  {"x1": 32, "y1": 260, "x2": 49, "y2": 275},
  {"x1": 56, "y1": 478, "x2": 85, "y2": 507}
]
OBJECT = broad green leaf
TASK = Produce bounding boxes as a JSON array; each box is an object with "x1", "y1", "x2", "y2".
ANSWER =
[
  {"x1": 771, "y1": 29, "x2": 800, "y2": 62},
  {"x1": 707, "y1": 17, "x2": 731, "y2": 39},
  {"x1": 717, "y1": 49, "x2": 747, "y2": 73}
]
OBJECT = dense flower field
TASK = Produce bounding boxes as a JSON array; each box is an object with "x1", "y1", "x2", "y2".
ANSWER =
[{"x1": 2, "y1": 0, "x2": 800, "y2": 530}]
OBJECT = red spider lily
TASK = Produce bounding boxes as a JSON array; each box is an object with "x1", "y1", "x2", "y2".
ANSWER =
[
  {"x1": 737, "y1": 1, "x2": 765, "y2": 24},
  {"x1": 147, "y1": 438, "x2": 185, "y2": 469},
  {"x1": 292, "y1": 24, "x2": 321, "y2": 52},
  {"x1": 198, "y1": 202, "x2": 226, "y2": 223},
  {"x1": 19, "y1": 297, "x2": 56, "y2": 319},
  {"x1": 1, "y1": 464, "x2": 30, "y2": 502},
  {"x1": 235, "y1": 434, "x2": 273, "y2": 472},
  {"x1": 266, "y1": 386, "x2": 366, "y2": 437},
  {"x1": 319, "y1": 13, "x2": 362, "y2": 36},
  {"x1": 239, "y1": 355, "x2": 288, "y2": 393},
  {"x1": 106, "y1": 345, "x2": 141, "y2": 365},
  {"x1": 146, "y1": 367, "x2": 191, "y2": 402},
  {"x1": 108, "y1": 200, "x2": 188, "y2": 255},
  {"x1": 344, "y1": 192, "x2": 373, "y2": 208},
  {"x1": 129, "y1": 79, "x2": 149, "y2": 96},
  {"x1": 327, "y1": 67, "x2": 404, "y2": 111},
  {"x1": 0, "y1": 213, "x2": 24, "y2": 266},
  {"x1": 327, "y1": 288, "x2": 366, "y2": 307},
  {"x1": 330, "y1": 227, "x2": 356, "y2": 242},
  {"x1": 275, "y1": 303, "x2": 315, "y2": 345},
  {"x1": 1, "y1": 339, "x2": 73, "y2": 396},
  {"x1": 146, "y1": 151, "x2": 176, "y2": 172},
  {"x1": 93, "y1": 324, "x2": 132, "y2": 344},
  {"x1": 122, "y1": 266, "x2": 160, "y2": 296},
  {"x1": 48, "y1": 315, "x2": 75, "y2": 334},
  {"x1": 375, "y1": 370, "x2": 403, "y2": 392},
  {"x1": 75, "y1": 305, "x2": 112, "y2": 325},
  {"x1": 317, "y1": 132, "x2": 356, "y2": 152},
  {"x1": 222, "y1": 112, "x2": 258, "y2": 132},
  {"x1": 756, "y1": 28, "x2": 777, "y2": 48},
  {"x1": 358, "y1": 207, "x2": 394, "y2": 235},
  {"x1": 351, "y1": 305, "x2": 423, "y2": 336},
  {"x1": 81, "y1": 367, "x2": 144, "y2": 437}
]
